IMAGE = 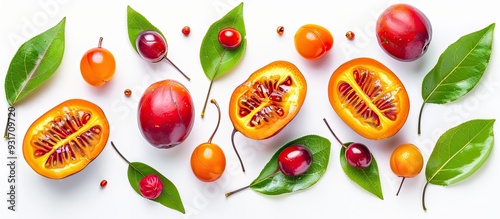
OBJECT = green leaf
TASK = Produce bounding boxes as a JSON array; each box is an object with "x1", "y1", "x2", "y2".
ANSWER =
[
  {"x1": 425, "y1": 119, "x2": 495, "y2": 185},
  {"x1": 199, "y1": 2, "x2": 246, "y2": 117},
  {"x1": 249, "y1": 135, "x2": 331, "y2": 195},
  {"x1": 200, "y1": 2, "x2": 246, "y2": 80},
  {"x1": 4, "y1": 17, "x2": 66, "y2": 106},
  {"x1": 422, "y1": 119, "x2": 495, "y2": 211},
  {"x1": 418, "y1": 23, "x2": 495, "y2": 134},
  {"x1": 340, "y1": 143, "x2": 383, "y2": 200},
  {"x1": 126, "y1": 5, "x2": 165, "y2": 53},
  {"x1": 128, "y1": 162, "x2": 185, "y2": 214}
]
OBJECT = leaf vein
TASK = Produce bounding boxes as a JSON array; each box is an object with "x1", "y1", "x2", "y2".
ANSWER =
[
  {"x1": 428, "y1": 120, "x2": 493, "y2": 183},
  {"x1": 424, "y1": 36, "x2": 484, "y2": 102}
]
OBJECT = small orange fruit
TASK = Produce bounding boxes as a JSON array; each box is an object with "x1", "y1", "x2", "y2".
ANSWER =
[{"x1": 390, "y1": 143, "x2": 424, "y2": 195}]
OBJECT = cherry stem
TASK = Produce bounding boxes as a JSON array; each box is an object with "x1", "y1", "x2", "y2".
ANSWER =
[
  {"x1": 417, "y1": 102, "x2": 426, "y2": 135},
  {"x1": 225, "y1": 170, "x2": 280, "y2": 197},
  {"x1": 200, "y1": 79, "x2": 214, "y2": 118},
  {"x1": 207, "y1": 99, "x2": 221, "y2": 144},
  {"x1": 323, "y1": 118, "x2": 347, "y2": 149},
  {"x1": 231, "y1": 128, "x2": 245, "y2": 172},
  {"x1": 422, "y1": 182, "x2": 430, "y2": 211},
  {"x1": 164, "y1": 57, "x2": 191, "y2": 81},
  {"x1": 111, "y1": 141, "x2": 148, "y2": 178},
  {"x1": 98, "y1": 37, "x2": 103, "y2": 48},
  {"x1": 396, "y1": 177, "x2": 406, "y2": 196},
  {"x1": 110, "y1": 141, "x2": 131, "y2": 164}
]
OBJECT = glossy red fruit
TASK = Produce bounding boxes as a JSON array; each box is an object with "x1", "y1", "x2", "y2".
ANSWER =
[
  {"x1": 376, "y1": 3, "x2": 432, "y2": 61},
  {"x1": 218, "y1": 27, "x2": 242, "y2": 49},
  {"x1": 138, "y1": 79, "x2": 195, "y2": 148},
  {"x1": 278, "y1": 145, "x2": 313, "y2": 176},
  {"x1": 136, "y1": 30, "x2": 167, "y2": 63},
  {"x1": 139, "y1": 174, "x2": 164, "y2": 199},
  {"x1": 225, "y1": 144, "x2": 313, "y2": 198},
  {"x1": 182, "y1": 26, "x2": 191, "y2": 36},
  {"x1": 345, "y1": 143, "x2": 372, "y2": 169}
]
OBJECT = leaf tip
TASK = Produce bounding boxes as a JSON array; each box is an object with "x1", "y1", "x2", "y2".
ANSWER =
[
  {"x1": 57, "y1": 16, "x2": 66, "y2": 27},
  {"x1": 178, "y1": 207, "x2": 186, "y2": 214}
]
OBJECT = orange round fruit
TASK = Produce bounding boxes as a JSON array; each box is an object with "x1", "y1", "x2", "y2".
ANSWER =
[
  {"x1": 80, "y1": 37, "x2": 116, "y2": 86},
  {"x1": 190, "y1": 143, "x2": 226, "y2": 182},
  {"x1": 294, "y1": 24, "x2": 333, "y2": 60},
  {"x1": 390, "y1": 144, "x2": 424, "y2": 178}
]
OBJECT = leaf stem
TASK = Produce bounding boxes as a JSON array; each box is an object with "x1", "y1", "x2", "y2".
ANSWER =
[
  {"x1": 200, "y1": 79, "x2": 214, "y2": 118},
  {"x1": 225, "y1": 170, "x2": 280, "y2": 197},
  {"x1": 396, "y1": 177, "x2": 406, "y2": 196},
  {"x1": 3, "y1": 111, "x2": 10, "y2": 138},
  {"x1": 201, "y1": 48, "x2": 227, "y2": 118},
  {"x1": 207, "y1": 99, "x2": 221, "y2": 143},
  {"x1": 417, "y1": 102, "x2": 426, "y2": 135},
  {"x1": 422, "y1": 182, "x2": 430, "y2": 211},
  {"x1": 164, "y1": 57, "x2": 191, "y2": 81},
  {"x1": 231, "y1": 128, "x2": 245, "y2": 172},
  {"x1": 323, "y1": 118, "x2": 347, "y2": 149}
]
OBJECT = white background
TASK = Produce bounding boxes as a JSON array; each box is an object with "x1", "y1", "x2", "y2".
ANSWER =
[{"x1": 1, "y1": 0, "x2": 499, "y2": 218}]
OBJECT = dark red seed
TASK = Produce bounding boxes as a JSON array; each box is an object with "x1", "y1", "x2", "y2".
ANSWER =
[{"x1": 100, "y1": 179, "x2": 107, "y2": 188}]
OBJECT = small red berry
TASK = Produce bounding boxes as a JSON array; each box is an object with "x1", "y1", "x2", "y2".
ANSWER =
[
  {"x1": 100, "y1": 179, "x2": 107, "y2": 188},
  {"x1": 182, "y1": 26, "x2": 191, "y2": 36},
  {"x1": 218, "y1": 27, "x2": 242, "y2": 49},
  {"x1": 139, "y1": 174, "x2": 164, "y2": 199}
]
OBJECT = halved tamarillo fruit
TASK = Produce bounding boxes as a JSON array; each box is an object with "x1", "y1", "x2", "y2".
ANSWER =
[
  {"x1": 22, "y1": 99, "x2": 110, "y2": 179},
  {"x1": 327, "y1": 57, "x2": 409, "y2": 140},
  {"x1": 229, "y1": 60, "x2": 307, "y2": 171}
]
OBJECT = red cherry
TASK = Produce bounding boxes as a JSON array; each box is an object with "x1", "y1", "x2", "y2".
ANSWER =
[
  {"x1": 139, "y1": 174, "x2": 164, "y2": 199},
  {"x1": 225, "y1": 144, "x2": 313, "y2": 197},
  {"x1": 218, "y1": 27, "x2": 242, "y2": 49},
  {"x1": 345, "y1": 143, "x2": 372, "y2": 169},
  {"x1": 136, "y1": 30, "x2": 167, "y2": 63},
  {"x1": 323, "y1": 118, "x2": 372, "y2": 169},
  {"x1": 278, "y1": 144, "x2": 313, "y2": 176},
  {"x1": 134, "y1": 30, "x2": 191, "y2": 81}
]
